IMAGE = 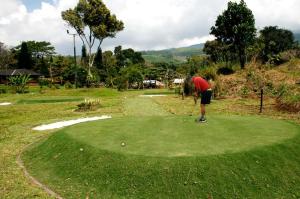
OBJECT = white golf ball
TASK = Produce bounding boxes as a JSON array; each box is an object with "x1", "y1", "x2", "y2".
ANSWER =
[
  {"x1": 121, "y1": 142, "x2": 126, "y2": 147},
  {"x1": 80, "y1": 148, "x2": 84, "y2": 151}
]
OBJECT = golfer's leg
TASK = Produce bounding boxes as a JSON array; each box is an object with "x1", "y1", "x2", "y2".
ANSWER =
[{"x1": 201, "y1": 104, "x2": 205, "y2": 118}]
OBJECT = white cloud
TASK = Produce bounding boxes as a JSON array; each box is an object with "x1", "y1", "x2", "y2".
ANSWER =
[
  {"x1": 0, "y1": 0, "x2": 299, "y2": 54},
  {"x1": 178, "y1": 36, "x2": 216, "y2": 47},
  {"x1": 247, "y1": 0, "x2": 300, "y2": 31}
]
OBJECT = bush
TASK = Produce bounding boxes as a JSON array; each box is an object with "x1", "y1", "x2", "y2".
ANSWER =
[
  {"x1": 38, "y1": 77, "x2": 50, "y2": 88},
  {"x1": 86, "y1": 73, "x2": 100, "y2": 88},
  {"x1": 76, "y1": 98, "x2": 101, "y2": 112},
  {"x1": 64, "y1": 81, "x2": 73, "y2": 89},
  {"x1": 275, "y1": 83, "x2": 289, "y2": 99},
  {"x1": 115, "y1": 76, "x2": 128, "y2": 91},
  {"x1": 8, "y1": 74, "x2": 31, "y2": 94},
  {"x1": 54, "y1": 84, "x2": 60, "y2": 89},
  {"x1": 199, "y1": 67, "x2": 218, "y2": 81},
  {"x1": 276, "y1": 93, "x2": 300, "y2": 112},
  {"x1": 268, "y1": 50, "x2": 298, "y2": 66},
  {"x1": 239, "y1": 86, "x2": 250, "y2": 98},
  {"x1": 217, "y1": 66, "x2": 235, "y2": 75},
  {"x1": 0, "y1": 86, "x2": 8, "y2": 94}
]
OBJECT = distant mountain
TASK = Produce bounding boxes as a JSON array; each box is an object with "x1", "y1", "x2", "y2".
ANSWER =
[
  {"x1": 141, "y1": 33, "x2": 300, "y2": 64},
  {"x1": 141, "y1": 43, "x2": 204, "y2": 63},
  {"x1": 294, "y1": 33, "x2": 300, "y2": 42}
]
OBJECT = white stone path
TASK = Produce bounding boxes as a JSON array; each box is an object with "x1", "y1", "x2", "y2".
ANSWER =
[
  {"x1": 33, "y1": 115, "x2": 112, "y2": 131},
  {"x1": 0, "y1": 102, "x2": 12, "y2": 106}
]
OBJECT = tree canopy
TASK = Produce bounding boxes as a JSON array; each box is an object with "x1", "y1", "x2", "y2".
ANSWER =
[
  {"x1": 259, "y1": 26, "x2": 295, "y2": 62},
  {"x1": 62, "y1": 0, "x2": 124, "y2": 77},
  {"x1": 15, "y1": 41, "x2": 55, "y2": 59},
  {"x1": 18, "y1": 42, "x2": 32, "y2": 69},
  {"x1": 211, "y1": 0, "x2": 256, "y2": 69},
  {"x1": 0, "y1": 42, "x2": 15, "y2": 69}
]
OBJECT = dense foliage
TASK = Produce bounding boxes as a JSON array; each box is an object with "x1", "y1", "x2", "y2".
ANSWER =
[
  {"x1": 211, "y1": 0, "x2": 256, "y2": 69},
  {"x1": 259, "y1": 26, "x2": 295, "y2": 62},
  {"x1": 61, "y1": 0, "x2": 124, "y2": 77}
]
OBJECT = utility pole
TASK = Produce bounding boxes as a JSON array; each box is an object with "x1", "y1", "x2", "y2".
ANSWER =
[{"x1": 67, "y1": 30, "x2": 78, "y2": 88}]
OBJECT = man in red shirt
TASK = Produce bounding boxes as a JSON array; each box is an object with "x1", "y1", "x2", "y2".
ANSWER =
[{"x1": 191, "y1": 76, "x2": 212, "y2": 123}]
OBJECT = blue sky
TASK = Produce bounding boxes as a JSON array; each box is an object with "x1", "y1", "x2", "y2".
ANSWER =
[{"x1": 22, "y1": 0, "x2": 53, "y2": 12}]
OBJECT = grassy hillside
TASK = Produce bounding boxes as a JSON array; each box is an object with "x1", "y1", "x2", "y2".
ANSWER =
[{"x1": 141, "y1": 44, "x2": 204, "y2": 63}]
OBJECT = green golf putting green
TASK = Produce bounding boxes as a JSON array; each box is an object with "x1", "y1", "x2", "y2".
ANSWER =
[
  {"x1": 60, "y1": 115, "x2": 299, "y2": 157},
  {"x1": 23, "y1": 114, "x2": 300, "y2": 198}
]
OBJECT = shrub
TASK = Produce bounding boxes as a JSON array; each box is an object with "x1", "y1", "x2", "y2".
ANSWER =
[
  {"x1": 217, "y1": 66, "x2": 235, "y2": 75},
  {"x1": 276, "y1": 93, "x2": 300, "y2": 112},
  {"x1": 212, "y1": 78, "x2": 224, "y2": 98},
  {"x1": 76, "y1": 98, "x2": 101, "y2": 112},
  {"x1": 199, "y1": 67, "x2": 218, "y2": 81},
  {"x1": 115, "y1": 76, "x2": 128, "y2": 91},
  {"x1": 239, "y1": 86, "x2": 250, "y2": 98},
  {"x1": 64, "y1": 81, "x2": 73, "y2": 89},
  {"x1": 8, "y1": 74, "x2": 31, "y2": 94},
  {"x1": 276, "y1": 83, "x2": 289, "y2": 99},
  {"x1": 268, "y1": 50, "x2": 297, "y2": 66},
  {"x1": 54, "y1": 84, "x2": 60, "y2": 89},
  {"x1": 0, "y1": 86, "x2": 7, "y2": 94},
  {"x1": 38, "y1": 77, "x2": 49, "y2": 88},
  {"x1": 86, "y1": 74, "x2": 99, "y2": 88}
]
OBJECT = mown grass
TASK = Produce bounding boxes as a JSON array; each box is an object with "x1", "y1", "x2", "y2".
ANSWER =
[
  {"x1": 57, "y1": 115, "x2": 298, "y2": 157},
  {"x1": 23, "y1": 129, "x2": 300, "y2": 198},
  {"x1": 17, "y1": 98, "x2": 84, "y2": 104},
  {"x1": 0, "y1": 87, "x2": 123, "y2": 198},
  {"x1": 1, "y1": 87, "x2": 300, "y2": 198}
]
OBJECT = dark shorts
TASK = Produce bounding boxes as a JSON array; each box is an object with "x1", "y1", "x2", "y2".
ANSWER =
[{"x1": 200, "y1": 89, "x2": 212, "y2": 105}]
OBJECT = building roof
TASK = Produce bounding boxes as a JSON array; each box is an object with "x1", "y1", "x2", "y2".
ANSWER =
[{"x1": 0, "y1": 69, "x2": 41, "y2": 76}]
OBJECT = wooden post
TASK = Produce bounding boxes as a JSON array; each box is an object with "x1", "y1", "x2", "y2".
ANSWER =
[{"x1": 260, "y1": 88, "x2": 263, "y2": 113}]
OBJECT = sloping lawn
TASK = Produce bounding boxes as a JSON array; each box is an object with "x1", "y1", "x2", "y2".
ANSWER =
[{"x1": 21, "y1": 95, "x2": 300, "y2": 198}]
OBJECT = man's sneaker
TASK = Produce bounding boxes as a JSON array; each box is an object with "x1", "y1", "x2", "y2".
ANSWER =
[
  {"x1": 195, "y1": 117, "x2": 206, "y2": 123},
  {"x1": 199, "y1": 118, "x2": 207, "y2": 123}
]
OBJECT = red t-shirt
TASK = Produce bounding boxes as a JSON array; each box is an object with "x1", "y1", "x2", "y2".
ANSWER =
[{"x1": 192, "y1": 77, "x2": 210, "y2": 92}]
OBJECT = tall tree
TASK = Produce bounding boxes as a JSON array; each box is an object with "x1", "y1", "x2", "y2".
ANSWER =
[
  {"x1": 14, "y1": 41, "x2": 55, "y2": 71},
  {"x1": 259, "y1": 26, "x2": 295, "y2": 62},
  {"x1": 26, "y1": 41, "x2": 55, "y2": 59},
  {"x1": 0, "y1": 42, "x2": 15, "y2": 70},
  {"x1": 114, "y1": 45, "x2": 125, "y2": 68},
  {"x1": 18, "y1": 42, "x2": 32, "y2": 69},
  {"x1": 94, "y1": 47, "x2": 103, "y2": 70},
  {"x1": 102, "y1": 50, "x2": 118, "y2": 86},
  {"x1": 114, "y1": 46, "x2": 145, "y2": 68},
  {"x1": 211, "y1": 0, "x2": 256, "y2": 69},
  {"x1": 62, "y1": 0, "x2": 124, "y2": 77},
  {"x1": 203, "y1": 40, "x2": 232, "y2": 63},
  {"x1": 15, "y1": 41, "x2": 55, "y2": 59}
]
